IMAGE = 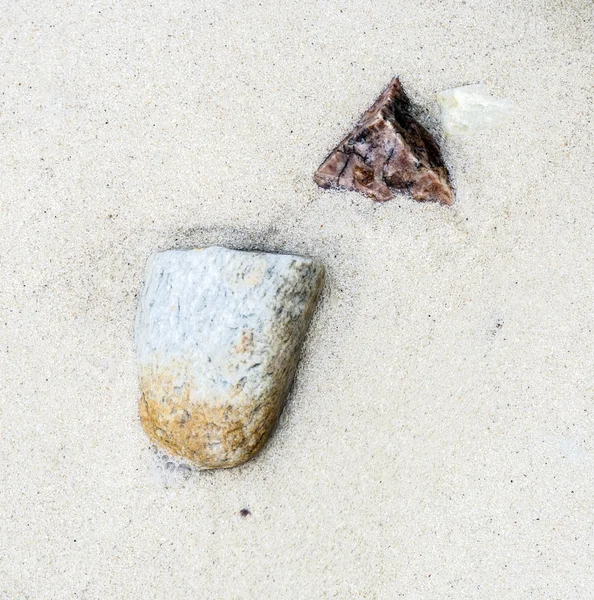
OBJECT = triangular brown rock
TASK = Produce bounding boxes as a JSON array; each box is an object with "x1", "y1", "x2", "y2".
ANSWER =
[{"x1": 314, "y1": 78, "x2": 453, "y2": 205}]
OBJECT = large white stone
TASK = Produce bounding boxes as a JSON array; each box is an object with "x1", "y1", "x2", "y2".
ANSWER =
[{"x1": 135, "y1": 246, "x2": 325, "y2": 469}]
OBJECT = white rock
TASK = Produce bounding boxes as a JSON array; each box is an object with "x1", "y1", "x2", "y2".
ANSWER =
[
  {"x1": 135, "y1": 246, "x2": 324, "y2": 469},
  {"x1": 437, "y1": 84, "x2": 514, "y2": 136}
]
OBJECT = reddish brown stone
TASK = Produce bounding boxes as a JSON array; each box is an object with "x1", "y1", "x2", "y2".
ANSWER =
[{"x1": 314, "y1": 78, "x2": 453, "y2": 205}]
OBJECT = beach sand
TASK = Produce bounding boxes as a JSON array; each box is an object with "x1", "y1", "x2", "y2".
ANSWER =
[{"x1": 1, "y1": 0, "x2": 593, "y2": 597}]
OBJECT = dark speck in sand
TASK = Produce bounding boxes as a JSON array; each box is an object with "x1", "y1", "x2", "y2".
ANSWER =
[{"x1": 239, "y1": 508, "x2": 251, "y2": 517}]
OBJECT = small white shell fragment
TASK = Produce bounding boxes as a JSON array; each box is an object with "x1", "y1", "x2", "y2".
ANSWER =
[
  {"x1": 437, "y1": 84, "x2": 514, "y2": 136},
  {"x1": 135, "y1": 246, "x2": 325, "y2": 469}
]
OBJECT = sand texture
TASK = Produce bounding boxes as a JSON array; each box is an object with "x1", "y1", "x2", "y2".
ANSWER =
[{"x1": 1, "y1": 0, "x2": 593, "y2": 598}]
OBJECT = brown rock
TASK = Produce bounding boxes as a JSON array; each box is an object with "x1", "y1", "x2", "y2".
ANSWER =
[{"x1": 314, "y1": 77, "x2": 453, "y2": 205}]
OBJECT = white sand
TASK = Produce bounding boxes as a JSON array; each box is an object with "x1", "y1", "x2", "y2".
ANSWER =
[{"x1": 1, "y1": 1, "x2": 593, "y2": 597}]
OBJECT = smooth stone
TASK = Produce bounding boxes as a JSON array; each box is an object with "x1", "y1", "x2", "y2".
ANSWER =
[
  {"x1": 437, "y1": 84, "x2": 514, "y2": 136},
  {"x1": 135, "y1": 247, "x2": 324, "y2": 469}
]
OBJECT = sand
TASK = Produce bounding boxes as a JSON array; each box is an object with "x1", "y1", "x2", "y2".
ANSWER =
[{"x1": 1, "y1": 0, "x2": 593, "y2": 598}]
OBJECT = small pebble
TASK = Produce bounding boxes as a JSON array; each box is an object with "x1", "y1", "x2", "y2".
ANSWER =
[{"x1": 437, "y1": 83, "x2": 514, "y2": 136}]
